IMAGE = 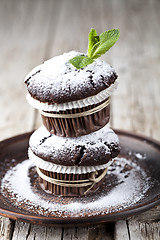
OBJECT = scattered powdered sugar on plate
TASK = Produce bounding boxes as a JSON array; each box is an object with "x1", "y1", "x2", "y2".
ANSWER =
[
  {"x1": 1, "y1": 156, "x2": 150, "y2": 218},
  {"x1": 134, "y1": 152, "x2": 146, "y2": 160},
  {"x1": 128, "y1": 151, "x2": 146, "y2": 160}
]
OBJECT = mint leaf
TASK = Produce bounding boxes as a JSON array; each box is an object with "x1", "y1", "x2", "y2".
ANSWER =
[
  {"x1": 69, "y1": 55, "x2": 94, "y2": 69},
  {"x1": 91, "y1": 29, "x2": 120, "y2": 59},
  {"x1": 69, "y1": 28, "x2": 120, "y2": 69},
  {"x1": 88, "y1": 29, "x2": 99, "y2": 58}
]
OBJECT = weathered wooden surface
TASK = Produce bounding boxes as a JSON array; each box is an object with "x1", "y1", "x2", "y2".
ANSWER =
[{"x1": 0, "y1": 0, "x2": 160, "y2": 239}]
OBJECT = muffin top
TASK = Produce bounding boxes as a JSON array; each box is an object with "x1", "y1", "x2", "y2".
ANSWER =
[
  {"x1": 29, "y1": 125, "x2": 120, "y2": 166},
  {"x1": 25, "y1": 51, "x2": 117, "y2": 104}
]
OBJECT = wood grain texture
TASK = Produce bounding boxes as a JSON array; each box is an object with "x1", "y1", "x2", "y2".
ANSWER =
[
  {"x1": 111, "y1": 0, "x2": 160, "y2": 140},
  {"x1": 0, "y1": 0, "x2": 54, "y2": 140},
  {"x1": 128, "y1": 220, "x2": 160, "y2": 240},
  {"x1": 114, "y1": 220, "x2": 129, "y2": 240},
  {"x1": 0, "y1": 0, "x2": 160, "y2": 239},
  {"x1": 111, "y1": 0, "x2": 160, "y2": 239},
  {"x1": 0, "y1": 217, "x2": 14, "y2": 240},
  {"x1": 131, "y1": 206, "x2": 160, "y2": 222},
  {"x1": 0, "y1": 0, "x2": 63, "y2": 238},
  {"x1": 12, "y1": 221, "x2": 63, "y2": 240}
]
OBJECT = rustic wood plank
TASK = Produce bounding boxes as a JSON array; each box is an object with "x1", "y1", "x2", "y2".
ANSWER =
[
  {"x1": 131, "y1": 206, "x2": 160, "y2": 222},
  {"x1": 128, "y1": 220, "x2": 160, "y2": 240},
  {"x1": 61, "y1": 224, "x2": 114, "y2": 240},
  {"x1": 0, "y1": 0, "x2": 62, "y2": 140},
  {"x1": 0, "y1": 217, "x2": 14, "y2": 240},
  {"x1": 87, "y1": 224, "x2": 114, "y2": 240},
  {"x1": 46, "y1": 0, "x2": 114, "y2": 60},
  {"x1": 111, "y1": 0, "x2": 160, "y2": 140},
  {"x1": 34, "y1": 0, "x2": 114, "y2": 129},
  {"x1": 0, "y1": 0, "x2": 63, "y2": 239},
  {"x1": 12, "y1": 221, "x2": 62, "y2": 240},
  {"x1": 114, "y1": 220, "x2": 130, "y2": 240},
  {"x1": 12, "y1": 222, "x2": 31, "y2": 240},
  {"x1": 111, "y1": 0, "x2": 160, "y2": 239},
  {"x1": 62, "y1": 227, "x2": 88, "y2": 240}
]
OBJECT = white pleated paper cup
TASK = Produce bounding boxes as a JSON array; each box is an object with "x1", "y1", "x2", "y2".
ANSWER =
[
  {"x1": 26, "y1": 82, "x2": 118, "y2": 137},
  {"x1": 28, "y1": 148, "x2": 113, "y2": 196},
  {"x1": 26, "y1": 81, "x2": 118, "y2": 111},
  {"x1": 28, "y1": 148, "x2": 113, "y2": 174}
]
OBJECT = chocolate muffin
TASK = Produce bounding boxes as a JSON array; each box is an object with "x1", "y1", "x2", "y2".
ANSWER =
[
  {"x1": 25, "y1": 51, "x2": 118, "y2": 137},
  {"x1": 29, "y1": 125, "x2": 120, "y2": 196}
]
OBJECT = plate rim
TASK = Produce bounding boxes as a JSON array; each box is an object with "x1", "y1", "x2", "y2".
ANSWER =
[{"x1": 0, "y1": 130, "x2": 160, "y2": 226}]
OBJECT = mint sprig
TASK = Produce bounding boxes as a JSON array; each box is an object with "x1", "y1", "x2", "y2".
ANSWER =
[
  {"x1": 69, "y1": 55, "x2": 94, "y2": 69},
  {"x1": 69, "y1": 28, "x2": 120, "y2": 69}
]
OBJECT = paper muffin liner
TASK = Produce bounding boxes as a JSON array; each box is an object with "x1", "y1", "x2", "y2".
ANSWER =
[
  {"x1": 26, "y1": 81, "x2": 118, "y2": 111},
  {"x1": 38, "y1": 168, "x2": 106, "y2": 196},
  {"x1": 41, "y1": 98, "x2": 110, "y2": 137},
  {"x1": 26, "y1": 82, "x2": 118, "y2": 137},
  {"x1": 29, "y1": 148, "x2": 112, "y2": 196},
  {"x1": 28, "y1": 148, "x2": 113, "y2": 174}
]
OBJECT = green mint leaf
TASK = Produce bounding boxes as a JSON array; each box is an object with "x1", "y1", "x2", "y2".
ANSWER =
[
  {"x1": 91, "y1": 29, "x2": 120, "y2": 59},
  {"x1": 69, "y1": 28, "x2": 120, "y2": 69},
  {"x1": 87, "y1": 29, "x2": 99, "y2": 58},
  {"x1": 88, "y1": 40, "x2": 100, "y2": 59},
  {"x1": 69, "y1": 55, "x2": 94, "y2": 69}
]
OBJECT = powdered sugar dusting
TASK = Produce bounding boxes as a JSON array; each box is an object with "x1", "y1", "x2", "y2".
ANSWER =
[
  {"x1": 25, "y1": 51, "x2": 117, "y2": 104},
  {"x1": 29, "y1": 148, "x2": 113, "y2": 174},
  {"x1": 26, "y1": 81, "x2": 118, "y2": 111},
  {"x1": 25, "y1": 51, "x2": 114, "y2": 86},
  {"x1": 1, "y1": 157, "x2": 150, "y2": 218},
  {"x1": 29, "y1": 125, "x2": 119, "y2": 165},
  {"x1": 134, "y1": 152, "x2": 146, "y2": 159}
]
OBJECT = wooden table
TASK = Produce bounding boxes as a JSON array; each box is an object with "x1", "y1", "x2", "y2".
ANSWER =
[{"x1": 0, "y1": 0, "x2": 160, "y2": 239}]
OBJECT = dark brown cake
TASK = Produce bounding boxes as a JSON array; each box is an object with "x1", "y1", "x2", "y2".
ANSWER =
[
  {"x1": 25, "y1": 51, "x2": 118, "y2": 137},
  {"x1": 40, "y1": 99, "x2": 110, "y2": 137},
  {"x1": 29, "y1": 125, "x2": 120, "y2": 167},
  {"x1": 38, "y1": 168, "x2": 106, "y2": 197},
  {"x1": 24, "y1": 52, "x2": 117, "y2": 104},
  {"x1": 29, "y1": 125, "x2": 120, "y2": 196}
]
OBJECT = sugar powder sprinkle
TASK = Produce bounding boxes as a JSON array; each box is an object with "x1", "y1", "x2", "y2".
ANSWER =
[{"x1": 1, "y1": 157, "x2": 150, "y2": 218}]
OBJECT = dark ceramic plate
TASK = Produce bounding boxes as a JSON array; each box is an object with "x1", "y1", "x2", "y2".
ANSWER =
[{"x1": 0, "y1": 130, "x2": 160, "y2": 227}]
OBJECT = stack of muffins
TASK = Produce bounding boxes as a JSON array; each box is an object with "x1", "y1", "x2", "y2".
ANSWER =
[{"x1": 25, "y1": 51, "x2": 120, "y2": 196}]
